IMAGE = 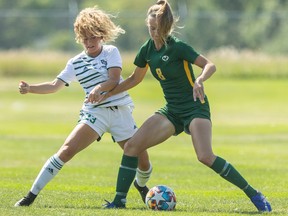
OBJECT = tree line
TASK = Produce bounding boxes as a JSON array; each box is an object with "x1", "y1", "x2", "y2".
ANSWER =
[{"x1": 0, "y1": 0, "x2": 287, "y2": 54}]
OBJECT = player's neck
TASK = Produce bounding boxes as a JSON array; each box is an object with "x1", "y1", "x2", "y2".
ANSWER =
[{"x1": 153, "y1": 41, "x2": 163, "y2": 51}]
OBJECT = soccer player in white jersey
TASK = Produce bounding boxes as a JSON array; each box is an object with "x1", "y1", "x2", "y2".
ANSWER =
[{"x1": 15, "y1": 6, "x2": 152, "y2": 207}]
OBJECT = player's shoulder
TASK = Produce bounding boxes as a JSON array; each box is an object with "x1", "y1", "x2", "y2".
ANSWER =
[
  {"x1": 102, "y1": 44, "x2": 119, "y2": 53},
  {"x1": 138, "y1": 39, "x2": 154, "y2": 53},
  {"x1": 100, "y1": 45, "x2": 120, "y2": 59},
  {"x1": 143, "y1": 39, "x2": 153, "y2": 48},
  {"x1": 168, "y1": 35, "x2": 196, "y2": 51},
  {"x1": 168, "y1": 35, "x2": 186, "y2": 47},
  {"x1": 66, "y1": 51, "x2": 87, "y2": 65}
]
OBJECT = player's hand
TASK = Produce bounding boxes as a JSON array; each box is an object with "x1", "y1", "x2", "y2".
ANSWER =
[
  {"x1": 193, "y1": 78, "x2": 205, "y2": 103},
  {"x1": 19, "y1": 81, "x2": 30, "y2": 94},
  {"x1": 85, "y1": 86, "x2": 102, "y2": 103},
  {"x1": 97, "y1": 92, "x2": 111, "y2": 103}
]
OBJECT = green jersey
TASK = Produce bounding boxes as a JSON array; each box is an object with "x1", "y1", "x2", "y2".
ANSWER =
[{"x1": 134, "y1": 36, "x2": 207, "y2": 113}]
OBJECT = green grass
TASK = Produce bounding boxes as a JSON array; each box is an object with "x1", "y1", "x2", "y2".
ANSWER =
[{"x1": 0, "y1": 77, "x2": 287, "y2": 216}]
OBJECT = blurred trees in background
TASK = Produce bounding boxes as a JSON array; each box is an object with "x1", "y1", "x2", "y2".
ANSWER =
[{"x1": 0, "y1": 0, "x2": 287, "y2": 54}]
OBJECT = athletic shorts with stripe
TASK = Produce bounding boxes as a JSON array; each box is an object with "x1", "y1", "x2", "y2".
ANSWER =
[
  {"x1": 157, "y1": 97, "x2": 211, "y2": 135},
  {"x1": 78, "y1": 105, "x2": 138, "y2": 142}
]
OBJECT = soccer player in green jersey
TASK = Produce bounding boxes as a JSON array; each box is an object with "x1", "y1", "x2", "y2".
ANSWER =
[
  {"x1": 101, "y1": 0, "x2": 271, "y2": 212},
  {"x1": 14, "y1": 6, "x2": 152, "y2": 207}
]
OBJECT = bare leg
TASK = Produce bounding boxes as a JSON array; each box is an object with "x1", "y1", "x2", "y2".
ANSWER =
[
  {"x1": 110, "y1": 114, "x2": 174, "y2": 207},
  {"x1": 14, "y1": 124, "x2": 99, "y2": 207},
  {"x1": 57, "y1": 123, "x2": 99, "y2": 162},
  {"x1": 189, "y1": 118, "x2": 271, "y2": 212},
  {"x1": 189, "y1": 118, "x2": 216, "y2": 166}
]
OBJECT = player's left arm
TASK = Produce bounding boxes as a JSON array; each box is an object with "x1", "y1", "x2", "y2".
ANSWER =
[
  {"x1": 86, "y1": 67, "x2": 121, "y2": 103},
  {"x1": 97, "y1": 65, "x2": 148, "y2": 103},
  {"x1": 193, "y1": 55, "x2": 216, "y2": 102}
]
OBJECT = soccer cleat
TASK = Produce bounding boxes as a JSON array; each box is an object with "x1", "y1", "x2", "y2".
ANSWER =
[
  {"x1": 250, "y1": 192, "x2": 272, "y2": 212},
  {"x1": 102, "y1": 199, "x2": 126, "y2": 209},
  {"x1": 14, "y1": 192, "x2": 37, "y2": 207},
  {"x1": 133, "y1": 180, "x2": 149, "y2": 203}
]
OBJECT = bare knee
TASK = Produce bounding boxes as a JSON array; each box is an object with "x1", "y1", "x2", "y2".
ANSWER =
[
  {"x1": 57, "y1": 145, "x2": 77, "y2": 162},
  {"x1": 123, "y1": 140, "x2": 151, "y2": 170},
  {"x1": 197, "y1": 154, "x2": 216, "y2": 167},
  {"x1": 123, "y1": 140, "x2": 139, "y2": 156}
]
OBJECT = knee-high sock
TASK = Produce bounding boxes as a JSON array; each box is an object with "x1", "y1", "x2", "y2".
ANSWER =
[
  {"x1": 210, "y1": 156, "x2": 257, "y2": 198},
  {"x1": 113, "y1": 154, "x2": 138, "y2": 206},
  {"x1": 30, "y1": 154, "x2": 64, "y2": 195},
  {"x1": 136, "y1": 162, "x2": 152, "y2": 187}
]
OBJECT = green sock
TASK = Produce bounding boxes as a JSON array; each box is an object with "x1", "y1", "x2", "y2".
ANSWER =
[
  {"x1": 113, "y1": 154, "x2": 138, "y2": 206},
  {"x1": 211, "y1": 156, "x2": 258, "y2": 198}
]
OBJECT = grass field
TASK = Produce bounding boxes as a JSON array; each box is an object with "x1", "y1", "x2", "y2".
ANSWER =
[{"x1": 0, "y1": 76, "x2": 287, "y2": 216}]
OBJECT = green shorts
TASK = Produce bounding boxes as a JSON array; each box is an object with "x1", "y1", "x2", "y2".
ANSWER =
[{"x1": 156, "y1": 97, "x2": 211, "y2": 135}]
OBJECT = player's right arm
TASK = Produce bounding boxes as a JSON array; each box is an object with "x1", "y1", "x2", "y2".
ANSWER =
[
  {"x1": 98, "y1": 65, "x2": 148, "y2": 102},
  {"x1": 19, "y1": 78, "x2": 66, "y2": 94}
]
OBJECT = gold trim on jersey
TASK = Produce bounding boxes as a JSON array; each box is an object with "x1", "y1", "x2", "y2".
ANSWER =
[{"x1": 183, "y1": 60, "x2": 194, "y2": 87}]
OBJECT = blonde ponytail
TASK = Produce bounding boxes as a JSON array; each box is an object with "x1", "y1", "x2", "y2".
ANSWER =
[{"x1": 147, "y1": 0, "x2": 177, "y2": 44}]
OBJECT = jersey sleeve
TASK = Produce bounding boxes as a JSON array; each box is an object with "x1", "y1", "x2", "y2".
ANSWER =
[
  {"x1": 57, "y1": 58, "x2": 77, "y2": 86},
  {"x1": 134, "y1": 40, "x2": 150, "y2": 68},
  {"x1": 177, "y1": 41, "x2": 200, "y2": 64},
  {"x1": 106, "y1": 46, "x2": 122, "y2": 69}
]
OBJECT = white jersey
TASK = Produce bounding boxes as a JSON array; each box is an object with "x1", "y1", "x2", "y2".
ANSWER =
[{"x1": 57, "y1": 45, "x2": 134, "y2": 112}]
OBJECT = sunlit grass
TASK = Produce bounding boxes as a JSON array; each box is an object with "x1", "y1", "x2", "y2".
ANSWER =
[{"x1": 0, "y1": 76, "x2": 287, "y2": 215}]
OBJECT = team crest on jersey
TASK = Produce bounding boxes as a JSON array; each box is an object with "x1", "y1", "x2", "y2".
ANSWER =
[
  {"x1": 101, "y1": 59, "x2": 107, "y2": 66},
  {"x1": 162, "y1": 55, "x2": 169, "y2": 61}
]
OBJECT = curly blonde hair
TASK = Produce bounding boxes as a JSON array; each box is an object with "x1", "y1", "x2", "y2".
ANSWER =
[{"x1": 74, "y1": 6, "x2": 125, "y2": 43}]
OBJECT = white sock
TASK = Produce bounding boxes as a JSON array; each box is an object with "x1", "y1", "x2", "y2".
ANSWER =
[
  {"x1": 30, "y1": 154, "x2": 64, "y2": 195},
  {"x1": 136, "y1": 163, "x2": 152, "y2": 187}
]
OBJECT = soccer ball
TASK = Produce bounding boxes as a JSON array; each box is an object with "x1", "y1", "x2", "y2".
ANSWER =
[{"x1": 145, "y1": 185, "x2": 176, "y2": 211}]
